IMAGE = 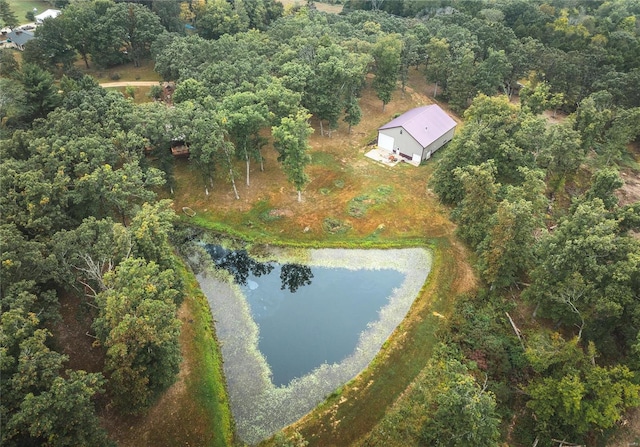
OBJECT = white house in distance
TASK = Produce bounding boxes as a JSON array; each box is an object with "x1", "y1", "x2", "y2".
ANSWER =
[
  {"x1": 35, "y1": 9, "x2": 62, "y2": 24},
  {"x1": 377, "y1": 104, "x2": 457, "y2": 165}
]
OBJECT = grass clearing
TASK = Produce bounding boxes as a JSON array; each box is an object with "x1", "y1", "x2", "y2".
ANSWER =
[
  {"x1": 103, "y1": 85, "x2": 155, "y2": 104},
  {"x1": 346, "y1": 185, "x2": 393, "y2": 218},
  {"x1": 75, "y1": 58, "x2": 161, "y2": 84},
  {"x1": 278, "y1": 0, "x2": 343, "y2": 14},
  {"x1": 167, "y1": 68, "x2": 475, "y2": 446},
  {"x1": 7, "y1": 0, "x2": 51, "y2": 23}
]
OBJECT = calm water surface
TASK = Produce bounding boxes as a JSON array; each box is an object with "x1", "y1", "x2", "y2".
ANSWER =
[{"x1": 207, "y1": 246, "x2": 405, "y2": 386}]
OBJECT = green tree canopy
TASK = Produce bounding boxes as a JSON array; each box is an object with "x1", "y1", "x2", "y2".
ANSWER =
[
  {"x1": 93, "y1": 257, "x2": 182, "y2": 412},
  {"x1": 525, "y1": 199, "x2": 640, "y2": 347},
  {"x1": 372, "y1": 33, "x2": 402, "y2": 110},
  {"x1": 525, "y1": 333, "x2": 640, "y2": 443},
  {"x1": 272, "y1": 110, "x2": 313, "y2": 202}
]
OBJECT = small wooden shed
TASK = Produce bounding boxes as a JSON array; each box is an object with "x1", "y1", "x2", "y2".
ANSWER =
[{"x1": 170, "y1": 140, "x2": 190, "y2": 157}]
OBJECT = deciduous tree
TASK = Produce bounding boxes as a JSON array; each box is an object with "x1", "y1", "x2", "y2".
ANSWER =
[
  {"x1": 23, "y1": 16, "x2": 76, "y2": 70},
  {"x1": 451, "y1": 161, "x2": 499, "y2": 249},
  {"x1": 220, "y1": 91, "x2": 269, "y2": 186},
  {"x1": 103, "y1": 2, "x2": 164, "y2": 67},
  {"x1": 372, "y1": 33, "x2": 402, "y2": 110},
  {"x1": 424, "y1": 37, "x2": 451, "y2": 98},
  {"x1": 272, "y1": 110, "x2": 313, "y2": 202},
  {"x1": 93, "y1": 257, "x2": 182, "y2": 412},
  {"x1": 189, "y1": 107, "x2": 239, "y2": 198},
  {"x1": 524, "y1": 199, "x2": 640, "y2": 346},
  {"x1": 420, "y1": 347, "x2": 501, "y2": 447},
  {"x1": 525, "y1": 333, "x2": 640, "y2": 443}
]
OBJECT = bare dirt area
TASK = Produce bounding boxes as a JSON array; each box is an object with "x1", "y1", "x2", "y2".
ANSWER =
[
  {"x1": 618, "y1": 143, "x2": 640, "y2": 207},
  {"x1": 619, "y1": 169, "x2": 640, "y2": 205},
  {"x1": 608, "y1": 406, "x2": 640, "y2": 447},
  {"x1": 50, "y1": 291, "x2": 105, "y2": 374}
]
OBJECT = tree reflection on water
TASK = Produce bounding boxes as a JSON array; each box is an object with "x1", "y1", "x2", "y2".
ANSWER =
[
  {"x1": 279, "y1": 264, "x2": 313, "y2": 293},
  {"x1": 205, "y1": 245, "x2": 314, "y2": 292}
]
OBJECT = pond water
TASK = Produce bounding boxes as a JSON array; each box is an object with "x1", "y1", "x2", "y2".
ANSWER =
[
  {"x1": 195, "y1": 246, "x2": 432, "y2": 444},
  {"x1": 206, "y1": 245, "x2": 405, "y2": 386}
]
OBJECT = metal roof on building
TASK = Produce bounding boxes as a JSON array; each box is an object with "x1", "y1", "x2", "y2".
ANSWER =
[
  {"x1": 35, "y1": 9, "x2": 62, "y2": 22},
  {"x1": 379, "y1": 105, "x2": 457, "y2": 148},
  {"x1": 7, "y1": 29, "x2": 35, "y2": 47}
]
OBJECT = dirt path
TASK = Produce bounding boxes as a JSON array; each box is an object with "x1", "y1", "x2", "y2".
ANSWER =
[{"x1": 100, "y1": 81, "x2": 160, "y2": 88}]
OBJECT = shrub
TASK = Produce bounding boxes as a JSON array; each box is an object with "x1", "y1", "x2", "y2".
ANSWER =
[
  {"x1": 148, "y1": 84, "x2": 163, "y2": 100},
  {"x1": 322, "y1": 217, "x2": 351, "y2": 234},
  {"x1": 347, "y1": 195, "x2": 372, "y2": 218}
]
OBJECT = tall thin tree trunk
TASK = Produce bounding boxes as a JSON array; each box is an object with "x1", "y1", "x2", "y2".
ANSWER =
[
  {"x1": 259, "y1": 151, "x2": 264, "y2": 171},
  {"x1": 382, "y1": 102, "x2": 386, "y2": 112},
  {"x1": 224, "y1": 151, "x2": 239, "y2": 199},
  {"x1": 297, "y1": 190, "x2": 302, "y2": 202},
  {"x1": 82, "y1": 53, "x2": 90, "y2": 69},
  {"x1": 229, "y1": 168, "x2": 239, "y2": 200},
  {"x1": 319, "y1": 120, "x2": 324, "y2": 137},
  {"x1": 433, "y1": 82, "x2": 438, "y2": 98},
  {"x1": 245, "y1": 152, "x2": 250, "y2": 187}
]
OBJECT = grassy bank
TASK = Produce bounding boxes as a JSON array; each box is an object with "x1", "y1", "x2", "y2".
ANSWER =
[
  {"x1": 105, "y1": 258, "x2": 235, "y2": 447},
  {"x1": 180, "y1": 261, "x2": 235, "y2": 447},
  {"x1": 265, "y1": 237, "x2": 472, "y2": 446}
]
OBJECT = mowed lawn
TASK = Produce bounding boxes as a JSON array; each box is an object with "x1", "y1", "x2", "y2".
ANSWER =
[{"x1": 7, "y1": 0, "x2": 53, "y2": 24}]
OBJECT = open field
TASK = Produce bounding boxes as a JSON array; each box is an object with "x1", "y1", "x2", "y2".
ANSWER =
[
  {"x1": 278, "y1": 0, "x2": 343, "y2": 14},
  {"x1": 7, "y1": 0, "x2": 52, "y2": 24},
  {"x1": 170, "y1": 70, "x2": 460, "y2": 244},
  {"x1": 75, "y1": 58, "x2": 161, "y2": 84}
]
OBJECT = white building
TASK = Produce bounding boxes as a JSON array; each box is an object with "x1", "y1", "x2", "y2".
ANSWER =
[{"x1": 35, "y1": 9, "x2": 62, "y2": 24}]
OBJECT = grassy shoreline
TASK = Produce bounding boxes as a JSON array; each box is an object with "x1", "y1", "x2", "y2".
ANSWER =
[
  {"x1": 194, "y1": 244, "x2": 432, "y2": 444},
  {"x1": 270, "y1": 237, "x2": 469, "y2": 446},
  {"x1": 180, "y1": 222, "x2": 472, "y2": 446},
  {"x1": 180, "y1": 261, "x2": 235, "y2": 447}
]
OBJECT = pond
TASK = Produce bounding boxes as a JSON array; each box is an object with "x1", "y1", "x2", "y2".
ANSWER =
[
  {"x1": 206, "y1": 245, "x2": 405, "y2": 387},
  {"x1": 195, "y1": 246, "x2": 432, "y2": 444}
]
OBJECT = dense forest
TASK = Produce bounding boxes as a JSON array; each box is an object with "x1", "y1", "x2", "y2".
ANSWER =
[{"x1": 1, "y1": 0, "x2": 640, "y2": 446}]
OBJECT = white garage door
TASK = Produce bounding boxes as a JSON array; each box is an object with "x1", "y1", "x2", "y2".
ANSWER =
[{"x1": 378, "y1": 133, "x2": 394, "y2": 151}]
